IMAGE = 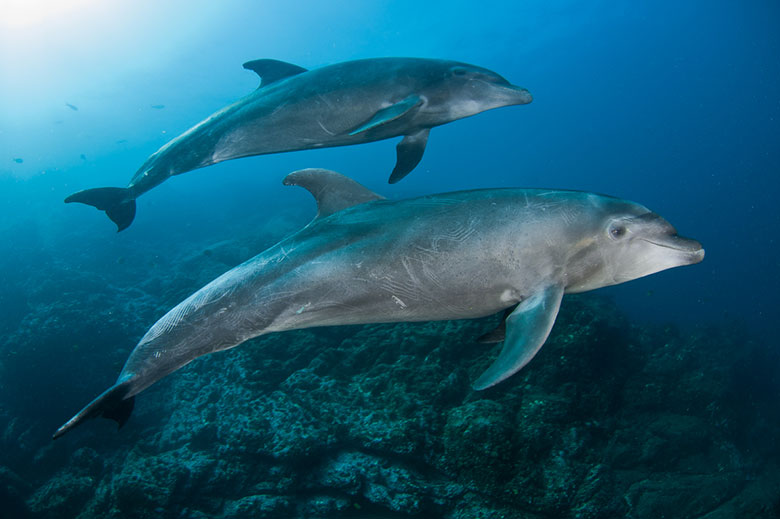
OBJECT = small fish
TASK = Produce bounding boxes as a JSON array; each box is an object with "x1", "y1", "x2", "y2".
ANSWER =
[
  {"x1": 80, "y1": 154, "x2": 87, "y2": 161},
  {"x1": 13, "y1": 158, "x2": 23, "y2": 164},
  {"x1": 65, "y1": 103, "x2": 79, "y2": 111},
  {"x1": 116, "y1": 139, "x2": 128, "y2": 144},
  {"x1": 151, "y1": 104, "x2": 165, "y2": 110}
]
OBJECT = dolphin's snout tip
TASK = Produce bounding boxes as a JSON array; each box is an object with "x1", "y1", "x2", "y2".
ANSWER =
[
  {"x1": 683, "y1": 240, "x2": 705, "y2": 264},
  {"x1": 501, "y1": 83, "x2": 532, "y2": 104},
  {"x1": 655, "y1": 234, "x2": 704, "y2": 264},
  {"x1": 514, "y1": 87, "x2": 533, "y2": 104}
]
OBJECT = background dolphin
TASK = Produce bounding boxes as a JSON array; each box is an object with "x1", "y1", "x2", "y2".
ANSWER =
[
  {"x1": 64, "y1": 57, "x2": 532, "y2": 231},
  {"x1": 53, "y1": 169, "x2": 703, "y2": 439}
]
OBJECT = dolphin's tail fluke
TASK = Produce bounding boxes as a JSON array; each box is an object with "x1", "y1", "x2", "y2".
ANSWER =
[
  {"x1": 52, "y1": 381, "x2": 135, "y2": 440},
  {"x1": 65, "y1": 187, "x2": 136, "y2": 232}
]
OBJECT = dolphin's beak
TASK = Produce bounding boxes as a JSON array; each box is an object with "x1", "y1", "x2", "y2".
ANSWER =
[
  {"x1": 643, "y1": 234, "x2": 705, "y2": 264},
  {"x1": 506, "y1": 84, "x2": 533, "y2": 104},
  {"x1": 491, "y1": 83, "x2": 532, "y2": 105}
]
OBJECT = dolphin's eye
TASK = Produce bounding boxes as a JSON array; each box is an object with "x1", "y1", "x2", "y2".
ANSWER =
[{"x1": 609, "y1": 224, "x2": 627, "y2": 239}]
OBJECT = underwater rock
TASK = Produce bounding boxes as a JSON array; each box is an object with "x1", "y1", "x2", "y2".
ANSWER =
[
  {"x1": 92, "y1": 448, "x2": 196, "y2": 517},
  {"x1": 624, "y1": 472, "x2": 745, "y2": 518},
  {"x1": 5, "y1": 272, "x2": 780, "y2": 518},
  {"x1": 312, "y1": 451, "x2": 453, "y2": 514},
  {"x1": 222, "y1": 495, "x2": 293, "y2": 518},
  {"x1": 442, "y1": 399, "x2": 516, "y2": 488},
  {"x1": 27, "y1": 472, "x2": 94, "y2": 518},
  {"x1": 297, "y1": 495, "x2": 352, "y2": 517}
]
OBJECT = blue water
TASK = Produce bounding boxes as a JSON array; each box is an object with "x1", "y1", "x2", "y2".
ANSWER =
[
  {"x1": 3, "y1": 1, "x2": 777, "y2": 337},
  {"x1": 1, "y1": 1, "x2": 778, "y2": 517}
]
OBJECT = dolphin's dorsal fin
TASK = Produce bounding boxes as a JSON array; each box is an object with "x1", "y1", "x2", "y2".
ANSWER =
[
  {"x1": 242, "y1": 59, "x2": 308, "y2": 87},
  {"x1": 283, "y1": 169, "x2": 384, "y2": 219},
  {"x1": 473, "y1": 285, "x2": 564, "y2": 390}
]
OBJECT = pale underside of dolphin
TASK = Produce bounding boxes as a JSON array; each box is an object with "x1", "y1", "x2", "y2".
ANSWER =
[
  {"x1": 64, "y1": 57, "x2": 533, "y2": 231},
  {"x1": 53, "y1": 169, "x2": 704, "y2": 440}
]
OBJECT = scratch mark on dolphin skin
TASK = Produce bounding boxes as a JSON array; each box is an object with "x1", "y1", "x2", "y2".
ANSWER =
[
  {"x1": 391, "y1": 295, "x2": 407, "y2": 309},
  {"x1": 363, "y1": 269, "x2": 421, "y2": 303},
  {"x1": 316, "y1": 94, "x2": 335, "y2": 110},
  {"x1": 403, "y1": 197, "x2": 462, "y2": 214},
  {"x1": 377, "y1": 278, "x2": 420, "y2": 302},
  {"x1": 430, "y1": 218, "x2": 477, "y2": 251},
  {"x1": 276, "y1": 245, "x2": 294, "y2": 263},
  {"x1": 400, "y1": 255, "x2": 425, "y2": 290},
  {"x1": 268, "y1": 101, "x2": 289, "y2": 118},
  {"x1": 317, "y1": 120, "x2": 337, "y2": 136}
]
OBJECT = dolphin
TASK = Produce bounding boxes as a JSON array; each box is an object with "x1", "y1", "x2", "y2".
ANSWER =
[
  {"x1": 64, "y1": 57, "x2": 532, "y2": 231},
  {"x1": 53, "y1": 169, "x2": 704, "y2": 439}
]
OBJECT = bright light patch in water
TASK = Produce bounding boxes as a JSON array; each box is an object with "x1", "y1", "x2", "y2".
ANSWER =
[{"x1": 0, "y1": 0, "x2": 97, "y2": 28}]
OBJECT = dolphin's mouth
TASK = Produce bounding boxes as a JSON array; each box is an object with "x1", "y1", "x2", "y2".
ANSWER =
[
  {"x1": 492, "y1": 83, "x2": 533, "y2": 105},
  {"x1": 642, "y1": 235, "x2": 705, "y2": 262}
]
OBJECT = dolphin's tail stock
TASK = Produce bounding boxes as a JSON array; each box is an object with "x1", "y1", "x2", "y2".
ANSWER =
[
  {"x1": 52, "y1": 381, "x2": 135, "y2": 440},
  {"x1": 65, "y1": 187, "x2": 136, "y2": 232}
]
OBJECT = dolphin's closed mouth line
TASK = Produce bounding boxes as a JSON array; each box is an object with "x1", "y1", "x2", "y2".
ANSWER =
[{"x1": 640, "y1": 237, "x2": 703, "y2": 253}]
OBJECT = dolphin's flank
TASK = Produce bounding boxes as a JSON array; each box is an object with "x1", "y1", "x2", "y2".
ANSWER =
[{"x1": 54, "y1": 169, "x2": 703, "y2": 439}]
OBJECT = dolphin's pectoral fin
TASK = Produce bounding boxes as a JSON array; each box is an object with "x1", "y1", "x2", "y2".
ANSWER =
[
  {"x1": 349, "y1": 95, "x2": 423, "y2": 136},
  {"x1": 476, "y1": 304, "x2": 518, "y2": 343},
  {"x1": 52, "y1": 381, "x2": 135, "y2": 440},
  {"x1": 283, "y1": 168, "x2": 385, "y2": 220},
  {"x1": 389, "y1": 128, "x2": 430, "y2": 184},
  {"x1": 242, "y1": 59, "x2": 308, "y2": 87},
  {"x1": 473, "y1": 285, "x2": 564, "y2": 390}
]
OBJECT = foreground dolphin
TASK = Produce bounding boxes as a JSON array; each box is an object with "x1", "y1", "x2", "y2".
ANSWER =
[
  {"x1": 53, "y1": 169, "x2": 704, "y2": 439},
  {"x1": 64, "y1": 57, "x2": 532, "y2": 231}
]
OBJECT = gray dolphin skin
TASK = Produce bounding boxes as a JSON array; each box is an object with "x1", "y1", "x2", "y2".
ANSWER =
[
  {"x1": 53, "y1": 169, "x2": 704, "y2": 439},
  {"x1": 64, "y1": 57, "x2": 532, "y2": 231}
]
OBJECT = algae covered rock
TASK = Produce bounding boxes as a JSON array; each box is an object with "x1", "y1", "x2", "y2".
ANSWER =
[
  {"x1": 442, "y1": 399, "x2": 516, "y2": 487},
  {"x1": 6, "y1": 289, "x2": 780, "y2": 518},
  {"x1": 222, "y1": 494, "x2": 293, "y2": 518},
  {"x1": 27, "y1": 473, "x2": 95, "y2": 519}
]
